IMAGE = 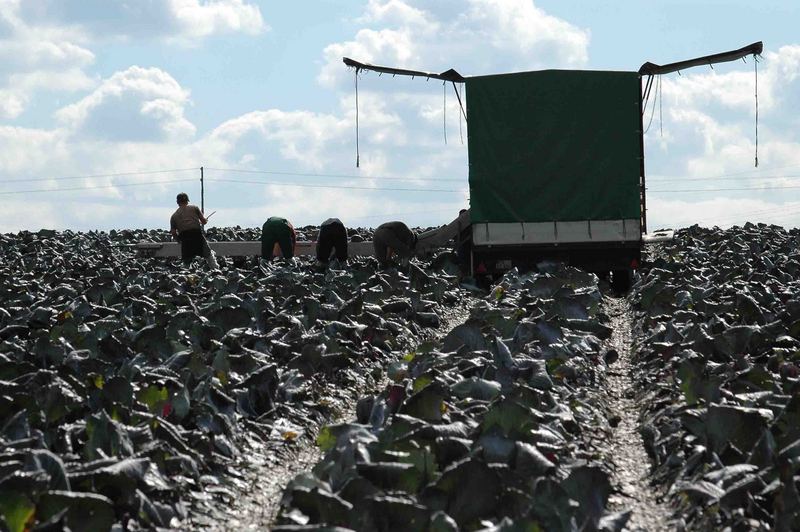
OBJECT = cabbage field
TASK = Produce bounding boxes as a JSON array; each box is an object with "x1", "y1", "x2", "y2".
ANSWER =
[{"x1": 1, "y1": 223, "x2": 799, "y2": 531}]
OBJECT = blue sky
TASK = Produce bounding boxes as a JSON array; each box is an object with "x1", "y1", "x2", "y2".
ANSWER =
[{"x1": 1, "y1": 0, "x2": 799, "y2": 232}]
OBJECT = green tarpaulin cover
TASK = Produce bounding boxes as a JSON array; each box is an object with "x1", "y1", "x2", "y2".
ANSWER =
[{"x1": 466, "y1": 70, "x2": 642, "y2": 223}]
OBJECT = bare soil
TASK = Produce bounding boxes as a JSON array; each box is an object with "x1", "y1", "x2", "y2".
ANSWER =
[{"x1": 603, "y1": 296, "x2": 674, "y2": 531}]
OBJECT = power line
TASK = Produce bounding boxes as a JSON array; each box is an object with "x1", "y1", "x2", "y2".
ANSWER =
[
  {"x1": 205, "y1": 166, "x2": 463, "y2": 183},
  {"x1": 694, "y1": 211, "x2": 800, "y2": 229},
  {"x1": 662, "y1": 201, "x2": 800, "y2": 227},
  {"x1": 649, "y1": 174, "x2": 800, "y2": 183},
  {"x1": 649, "y1": 184, "x2": 800, "y2": 193},
  {"x1": 348, "y1": 208, "x2": 457, "y2": 220},
  {"x1": 720, "y1": 212, "x2": 800, "y2": 227},
  {"x1": 673, "y1": 204, "x2": 800, "y2": 225},
  {"x1": 0, "y1": 178, "x2": 196, "y2": 196},
  {"x1": 1, "y1": 167, "x2": 198, "y2": 185},
  {"x1": 651, "y1": 163, "x2": 800, "y2": 181},
  {"x1": 703, "y1": 204, "x2": 800, "y2": 223},
  {"x1": 207, "y1": 177, "x2": 464, "y2": 193}
]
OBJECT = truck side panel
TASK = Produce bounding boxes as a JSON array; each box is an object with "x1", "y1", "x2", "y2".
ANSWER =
[{"x1": 466, "y1": 69, "x2": 642, "y2": 225}]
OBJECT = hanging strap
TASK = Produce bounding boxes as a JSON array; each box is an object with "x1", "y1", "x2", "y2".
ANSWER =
[
  {"x1": 443, "y1": 81, "x2": 447, "y2": 145},
  {"x1": 451, "y1": 81, "x2": 467, "y2": 123},
  {"x1": 659, "y1": 75, "x2": 663, "y2": 137},
  {"x1": 457, "y1": 83, "x2": 464, "y2": 145},
  {"x1": 644, "y1": 75, "x2": 660, "y2": 134},
  {"x1": 355, "y1": 68, "x2": 360, "y2": 168},
  {"x1": 754, "y1": 56, "x2": 759, "y2": 168}
]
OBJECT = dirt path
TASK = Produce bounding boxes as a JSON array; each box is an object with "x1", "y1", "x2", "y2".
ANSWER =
[{"x1": 603, "y1": 296, "x2": 674, "y2": 531}]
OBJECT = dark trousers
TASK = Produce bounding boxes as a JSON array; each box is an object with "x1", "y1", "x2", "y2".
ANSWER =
[
  {"x1": 316, "y1": 222, "x2": 348, "y2": 262},
  {"x1": 373, "y1": 226, "x2": 414, "y2": 265},
  {"x1": 178, "y1": 229, "x2": 211, "y2": 264},
  {"x1": 261, "y1": 224, "x2": 294, "y2": 258}
]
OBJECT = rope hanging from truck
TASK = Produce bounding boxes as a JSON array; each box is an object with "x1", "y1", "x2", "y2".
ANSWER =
[
  {"x1": 452, "y1": 81, "x2": 467, "y2": 123},
  {"x1": 457, "y1": 83, "x2": 464, "y2": 144},
  {"x1": 643, "y1": 75, "x2": 661, "y2": 135},
  {"x1": 355, "y1": 67, "x2": 360, "y2": 168},
  {"x1": 754, "y1": 55, "x2": 759, "y2": 167},
  {"x1": 443, "y1": 81, "x2": 447, "y2": 145}
]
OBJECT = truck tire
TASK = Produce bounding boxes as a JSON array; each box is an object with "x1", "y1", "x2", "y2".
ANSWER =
[{"x1": 611, "y1": 269, "x2": 633, "y2": 293}]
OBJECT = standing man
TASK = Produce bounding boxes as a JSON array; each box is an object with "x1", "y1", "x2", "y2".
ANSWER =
[
  {"x1": 373, "y1": 221, "x2": 417, "y2": 267},
  {"x1": 261, "y1": 216, "x2": 296, "y2": 259},
  {"x1": 316, "y1": 218, "x2": 348, "y2": 265},
  {"x1": 170, "y1": 192, "x2": 219, "y2": 269}
]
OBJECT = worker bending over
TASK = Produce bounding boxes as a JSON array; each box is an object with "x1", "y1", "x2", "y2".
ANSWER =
[
  {"x1": 170, "y1": 192, "x2": 218, "y2": 269},
  {"x1": 316, "y1": 218, "x2": 348, "y2": 265},
  {"x1": 261, "y1": 216, "x2": 296, "y2": 259},
  {"x1": 373, "y1": 221, "x2": 417, "y2": 267}
]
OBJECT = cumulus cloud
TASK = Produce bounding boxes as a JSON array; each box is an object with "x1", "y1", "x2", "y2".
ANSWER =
[
  {"x1": 319, "y1": 0, "x2": 589, "y2": 88},
  {"x1": 461, "y1": 0, "x2": 589, "y2": 64},
  {"x1": 209, "y1": 109, "x2": 349, "y2": 168},
  {"x1": 0, "y1": 90, "x2": 25, "y2": 119},
  {"x1": 55, "y1": 66, "x2": 195, "y2": 142},
  {"x1": 17, "y1": 0, "x2": 267, "y2": 41},
  {"x1": 0, "y1": 0, "x2": 266, "y2": 120},
  {"x1": 171, "y1": 0, "x2": 267, "y2": 39},
  {"x1": 206, "y1": 89, "x2": 414, "y2": 172},
  {"x1": 0, "y1": 0, "x2": 95, "y2": 118},
  {"x1": 0, "y1": 125, "x2": 67, "y2": 174}
]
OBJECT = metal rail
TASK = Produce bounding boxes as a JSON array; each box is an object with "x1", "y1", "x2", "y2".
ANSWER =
[
  {"x1": 639, "y1": 41, "x2": 763, "y2": 76},
  {"x1": 343, "y1": 57, "x2": 465, "y2": 83}
]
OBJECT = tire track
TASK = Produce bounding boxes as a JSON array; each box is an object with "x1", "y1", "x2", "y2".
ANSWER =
[{"x1": 604, "y1": 296, "x2": 674, "y2": 531}]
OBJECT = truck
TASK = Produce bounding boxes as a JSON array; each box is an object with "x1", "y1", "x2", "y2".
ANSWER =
[
  {"x1": 345, "y1": 41, "x2": 762, "y2": 290},
  {"x1": 136, "y1": 42, "x2": 762, "y2": 291}
]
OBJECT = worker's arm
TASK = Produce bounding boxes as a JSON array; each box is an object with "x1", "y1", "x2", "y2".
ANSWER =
[
  {"x1": 170, "y1": 215, "x2": 179, "y2": 239},
  {"x1": 196, "y1": 206, "x2": 208, "y2": 225}
]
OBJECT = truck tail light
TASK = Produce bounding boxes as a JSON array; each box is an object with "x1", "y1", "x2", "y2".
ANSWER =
[
  {"x1": 630, "y1": 258, "x2": 640, "y2": 269},
  {"x1": 476, "y1": 262, "x2": 487, "y2": 274}
]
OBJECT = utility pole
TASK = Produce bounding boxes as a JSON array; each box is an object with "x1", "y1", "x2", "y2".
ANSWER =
[{"x1": 200, "y1": 166, "x2": 205, "y2": 213}]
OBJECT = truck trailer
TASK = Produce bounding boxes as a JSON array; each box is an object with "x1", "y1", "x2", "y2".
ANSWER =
[{"x1": 342, "y1": 41, "x2": 762, "y2": 290}]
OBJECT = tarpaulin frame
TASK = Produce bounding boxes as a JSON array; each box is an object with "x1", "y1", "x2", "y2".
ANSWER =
[{"x1": 638, "y1": 41, "x2": 763, "y2": 76}]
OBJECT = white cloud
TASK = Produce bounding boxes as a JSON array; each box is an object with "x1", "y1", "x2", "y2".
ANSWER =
[
  {"x1": 319, "y1": 0, "x2": 589, "y2": 88},
  {"x1": 0, "y1": 90, "x2": 24, "y2": 119},
  {"x1": 357, "y1": 0, "x2": 432, "y2": 28},
  {"x1": 0, "y1": 0, "x2": 95, "y2": 118},
  {"x1": 462, "y1": 0, "x2": 588, "y2": 65},
  {"x1": 16, "y1": 0, "x2": 267, "y2": 42},
  {"x1": 170, "y1": 0, "x2": 266, "y2": 39},
  {"x1": 0, "y1": 0, "x2": 267, "y2": 121},
  {"x1": 209, "y1": 109, "x2": 349, "y2": 169},
  {"x1": 55, "y1": 66, "x2": 195, "y2": 141},
  {"x1": 207, "y1": 90, "x2": 412, "y2": 171}
]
